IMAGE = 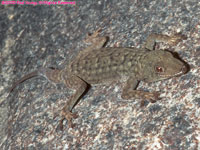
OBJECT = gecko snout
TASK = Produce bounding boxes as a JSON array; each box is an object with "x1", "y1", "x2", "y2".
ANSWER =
[{"x1": 181, "y1": 65, "x2": 188, "y2": 74}]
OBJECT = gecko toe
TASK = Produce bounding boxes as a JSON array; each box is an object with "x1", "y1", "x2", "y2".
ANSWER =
[
  {"x1": 148, "y1": 92, "x2": 161, "y2": 103},
  {"x1": 59, "y1": 111, "x2": 78, "y2": 129},
  {"x1": 168, "y1": 34, "x2": 187, "y2": 46}
]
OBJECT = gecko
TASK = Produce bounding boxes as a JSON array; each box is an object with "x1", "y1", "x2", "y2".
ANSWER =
[{"x1": 9, "y1": 30, "x2": 187, "y2": 129}]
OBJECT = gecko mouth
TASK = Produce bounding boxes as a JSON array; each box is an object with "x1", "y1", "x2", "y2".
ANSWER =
[{"x1": 159, "y1": 65, "x2": 187, "y2": 78}]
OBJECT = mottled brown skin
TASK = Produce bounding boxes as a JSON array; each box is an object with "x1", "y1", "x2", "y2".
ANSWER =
[{"x1": 9, "y1": 31, "x2": 187, "y2": 128}]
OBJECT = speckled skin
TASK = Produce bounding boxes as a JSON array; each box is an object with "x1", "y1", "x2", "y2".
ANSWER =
[{"x1": 9, "y1": 30, "x2": 187, "y2": 128}]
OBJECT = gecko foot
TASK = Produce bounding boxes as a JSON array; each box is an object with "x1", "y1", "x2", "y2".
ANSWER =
[
  {"x1": 86, "y1": 28, "x2": 102, "y2": 38},
  {"x1": 145, "y1": 91, "x2": 161, "y2": 102},
  {"x1": 167, "y1": 34, "x2": 187, "y2": 46},
  {"x1": 59, "y1": 111, "x2": 78, "y2": 130},
  {"x1": 83, "y1": 29, "x2": 108, "y2": 50},
  {"x1": 140, "y1": 92, "x2": 161, "y2": 107},
  {"x1": 84, "y1": 28, "x2": 104, "y2": 43}
]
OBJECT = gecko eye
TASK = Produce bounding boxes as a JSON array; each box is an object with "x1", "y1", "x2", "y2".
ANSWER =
[{"x1": 155, "y1": 66, "x2": 164, "y2": 73}]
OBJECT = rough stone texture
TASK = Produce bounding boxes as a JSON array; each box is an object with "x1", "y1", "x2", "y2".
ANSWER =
[{"x1": 0, "y1": 0, "x2": 200, "y2": 149}]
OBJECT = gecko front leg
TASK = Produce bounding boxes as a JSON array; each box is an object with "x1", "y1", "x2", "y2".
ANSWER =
[
  {"x1": 121, "y1": 77, "x2": 160, "y2": 103},
  {"x1": 144, "y1": 33, "x2": 187, "y2": 50}
]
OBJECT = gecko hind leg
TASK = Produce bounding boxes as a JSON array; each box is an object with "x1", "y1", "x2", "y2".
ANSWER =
[
  {"x1": 59, "y1": 75, "x2": 88, "y2": 129},
  {"x1": 76, "y1": 29, "x2": 108, "y2": 60},
  {"x1": 10, "y1": 67, "x2": 88, "y2": 129}
]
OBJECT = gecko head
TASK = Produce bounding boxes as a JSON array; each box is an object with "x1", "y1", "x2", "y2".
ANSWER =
[{"x1": 142, "y1": 50, "x2": 188, "y2": 82}]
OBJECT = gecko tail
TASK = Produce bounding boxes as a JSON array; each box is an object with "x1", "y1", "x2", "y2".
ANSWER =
[
  {"x1": 9, "y1": 67, "x2": 63, "y2": 93},
  {"x1": 9, "y1": 70, "x2": 39, "y2": 92}
]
